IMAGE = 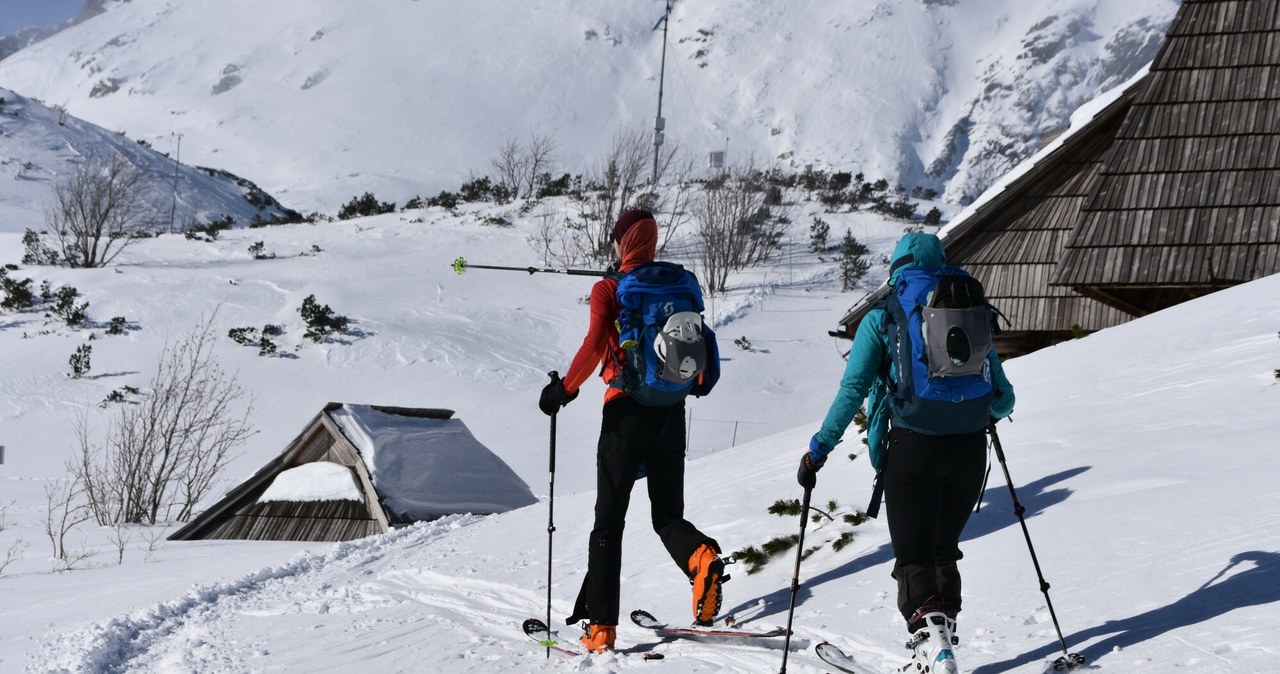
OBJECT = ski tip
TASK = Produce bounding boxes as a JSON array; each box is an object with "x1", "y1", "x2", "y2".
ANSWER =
[
  {"x1": 630, "y1": 608, "x2": 659, "y2": 626},
  {"x1": 521, "y1": 617, "x2": 548, "y2": 636},
  {"x1": 1051, "y1": 652, "x2": 1087, "y2": 670}
]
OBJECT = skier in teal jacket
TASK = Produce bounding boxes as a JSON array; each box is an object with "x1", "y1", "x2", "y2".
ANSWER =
[{"x1": 798, "y1": 232, "x2": 1015, "y2": 670}]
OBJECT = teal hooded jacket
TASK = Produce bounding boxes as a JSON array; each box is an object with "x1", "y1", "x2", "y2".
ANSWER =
[{"x1": 813, "y1": 232, "x2": 1015, "y2": 471}]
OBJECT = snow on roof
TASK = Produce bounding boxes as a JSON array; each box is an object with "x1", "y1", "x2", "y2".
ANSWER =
[
  {"x1": 258, "y1": 462, "x2": 362, "y2": 504},
  {"x1": 328, "y1": 405, "x2": 538, "y2": 520}
]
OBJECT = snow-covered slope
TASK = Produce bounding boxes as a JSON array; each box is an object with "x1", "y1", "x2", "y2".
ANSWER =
[
  {"x1": 0, "y1": 86, "x2": 296, "y2": 234},
  {"x1": 1, "y1": 198, "x2": 1277, "y2": 672},
  {"x1": 0, "y1": 0, "x2": 1178, "y2": 212},
  {"x1": 2, "y1": 207, "x2": 1280, "y2": 674}
]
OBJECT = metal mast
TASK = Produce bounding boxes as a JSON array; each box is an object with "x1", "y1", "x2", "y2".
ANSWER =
[{"x1": 651, "y1": 0, "x2": 671, "y2": 186}]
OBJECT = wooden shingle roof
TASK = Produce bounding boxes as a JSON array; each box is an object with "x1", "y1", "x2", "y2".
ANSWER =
[{"x1": 1052, "y1": 0, "x2": 1280, "y2": 308}]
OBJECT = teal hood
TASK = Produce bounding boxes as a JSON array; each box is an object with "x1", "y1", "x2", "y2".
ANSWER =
[{"x1": 888, "y1": 232, "x2": 946, "y2": 284}]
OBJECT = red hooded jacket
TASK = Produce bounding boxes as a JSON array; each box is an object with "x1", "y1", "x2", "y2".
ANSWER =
[{"x1": 561, "y1": 215, "x2": 659, "y2": 401}]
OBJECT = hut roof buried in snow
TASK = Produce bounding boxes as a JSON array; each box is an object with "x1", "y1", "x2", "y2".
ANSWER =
[{"x1": 169, "y1": 404, "x2": 538, "y2": 542}]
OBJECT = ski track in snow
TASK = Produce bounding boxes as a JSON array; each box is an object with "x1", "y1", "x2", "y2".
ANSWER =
[{"x1": 35, "y1": 518, "x2": 484, "y2": 673}]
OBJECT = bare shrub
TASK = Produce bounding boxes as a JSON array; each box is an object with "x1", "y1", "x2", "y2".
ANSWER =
[
  {"x1": 73, "y1": 314, "x2": 255, "y2": 526},
  {"x1": 44, "y1": 153, "x2": 159, "y2": 268},
  {"x1": 0, "y1": 539, "x2": 27, "y2": 576},
  {"x1": 106, "y1": 522, "x2": 131, "y2": 565}
]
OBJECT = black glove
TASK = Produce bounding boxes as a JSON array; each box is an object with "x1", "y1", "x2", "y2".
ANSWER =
[
  {"x1": 539, "y1": 374, "x2": 578, "y2": 416},
  {"x1": 797, "y1": 452, "x2": 827, "y2": 490}
]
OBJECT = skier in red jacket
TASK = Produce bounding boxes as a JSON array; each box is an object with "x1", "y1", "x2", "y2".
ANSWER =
[{"x1": 539, "y1": 209, "x2": 725, "y2": 653}]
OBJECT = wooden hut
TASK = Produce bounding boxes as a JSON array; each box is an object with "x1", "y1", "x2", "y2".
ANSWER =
[
  {"x1": 837, "y1": 0, "x2": 1280, "y2": 354},
  {"x1": 169, "y1": 404, "x2": 538, "y2": 542},
  {"x1": 1052, "y1": 0, "x2": 1280, "y2": 314}
]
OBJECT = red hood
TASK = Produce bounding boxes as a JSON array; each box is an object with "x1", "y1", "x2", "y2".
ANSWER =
[{"x1": 617, "y1": 216, "x2": 657, "y2": 271}]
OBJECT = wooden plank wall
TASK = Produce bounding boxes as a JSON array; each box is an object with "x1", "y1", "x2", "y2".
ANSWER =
[
  {"x1": 946, "y1": 100, "x2": 1137, "y2": 343},
  {"x1": 204, "y1": 500, "x2": 381, "y2": 542}
]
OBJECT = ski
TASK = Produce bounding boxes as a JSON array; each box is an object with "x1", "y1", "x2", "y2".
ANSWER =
[
  {"x1": 521, "y1": 618, "x2": 666, "y2": 660},
  {"x1": 522, "y1": 618, "x2": 583, "y2": 657},
  {"x1": 815, "y1": 641, "x2": 877, "y2": 674},
  {"x1": 630, "y1": 609, "x2": 810, "y2": 650}
]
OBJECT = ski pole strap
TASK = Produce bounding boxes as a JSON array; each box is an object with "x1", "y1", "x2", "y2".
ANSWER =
[
  {"x1": 866, "y1": 474, "x2": 885, "y2": 519},
  {"x1": 865, "y1": 436, "x2": 890, "y2": 519}
]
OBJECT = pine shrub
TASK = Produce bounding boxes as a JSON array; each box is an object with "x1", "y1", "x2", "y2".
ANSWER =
[
  {"x1": 0, "y1": 268, "x2": 36, "y2": 311},
  {"x1": 838, "y1": 231, "x2": 871, "y2": 291},
  {"x1": 21, "y1": 229, "x2": 60, "y2": 265},
  {"x1": 809, "y1": 217, "x2": 831, "y2": 254},
  {"x1": 298, "y1": 295, "x2": 349, "y2": 342},
  {"x1": 51, "y1": 286, "x2": 88, "y2": 327},
  {"x1": 69, "y1": 344, "x2": 92, "y2": 378},
  {"x1": 337, "y1": 192, "x2": 395, "y2": 220}
]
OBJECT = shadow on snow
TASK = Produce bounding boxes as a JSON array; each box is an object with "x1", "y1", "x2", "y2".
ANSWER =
[
  {"x1": 722, "y1": 466, "x2": 1089, "y2": 627},
  {"x1": 973, "y1": 550, "x2": 1280, "y2": 672}
]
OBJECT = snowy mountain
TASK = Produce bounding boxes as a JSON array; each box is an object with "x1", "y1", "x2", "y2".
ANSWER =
[
  {"x1": 0, "y1": 0, "x2": 105, "y2": 62},
  {"x1": 0, "y1": 85, "x2": 297, "y2": 234},
  {"x1": 0, "y1": 0, "x2": 1178, "y2": 213},
  {"x1": 1, "y1": 198, "x2": 1278, "y2": 672}
]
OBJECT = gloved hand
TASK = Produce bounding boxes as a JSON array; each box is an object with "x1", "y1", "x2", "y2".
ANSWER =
[
  {"x1": 539, "y1": 373, "x2": 578, "y2": 416},
  {"x1": 797, "y1": 435, "x2": 832, "y2": 489},
  {"x1": 797, "y1": 452, "x2": 826, "y2": 489}
]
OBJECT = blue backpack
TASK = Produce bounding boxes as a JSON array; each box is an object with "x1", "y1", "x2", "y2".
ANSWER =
[
  {"x1": 879, "y1": 265, "x2": 999, "y2": 435},
  {"x1": 611, "y1": 262, "x2": 719, "y2": 406}
]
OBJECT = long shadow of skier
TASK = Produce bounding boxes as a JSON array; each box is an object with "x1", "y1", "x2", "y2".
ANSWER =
[
  {"x1": 973, "y1": 550, "x2": 1280, "y2": 672},
  {"x1": 723, "y1": 466, "x2": 1088, "y2": 624}
]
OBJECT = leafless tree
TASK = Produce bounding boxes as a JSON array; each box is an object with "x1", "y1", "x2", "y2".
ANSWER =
[
  {"x1": 43, "y1": 477, "x2": 93, "y2": 571},
  {"x1": 72, "y1": 313, "x2": 255, "y2": 526},
  {"x1": 564, "y1": 126, "x2": 655, "y2": 264},
  {"x1": 44, "y1": 153, "x2": 159, "y2": 267},
  {"x1": 692, "y1": 161, "x2": 791, "y2": 295},
  {"x1": 491, "y1": 138, "x2": 526, "y2": 200},
  {"x1": 492, "y1": 133, "x2": 559, "y2": 200},
  {"x1": 522, "y1": 133, "x2": 557, "y2": 199}
]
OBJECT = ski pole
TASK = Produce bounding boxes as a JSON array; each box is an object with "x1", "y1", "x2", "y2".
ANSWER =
[
  {"x1": 988, "y1": 424, "x2": 1085, "y2": 670},
  {"x1": 778, "y1": 484, "x2": 812, "y2": 674},
  {"x1": 544, "y1": 371, "x2": 560, "y2": 659},
  {"x1": 451, "y1": 256, "x2": 609, "y2": 277}
]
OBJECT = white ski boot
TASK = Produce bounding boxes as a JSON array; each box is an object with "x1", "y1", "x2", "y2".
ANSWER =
[{"x1": 903, "y1": 612, "x2": 958, "y2": 674}]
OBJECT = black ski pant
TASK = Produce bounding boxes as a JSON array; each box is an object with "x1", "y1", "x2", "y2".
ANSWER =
[
  {"x1": 883, "y1": 427, "x2": 987, "y2": 623},
  {"x1": 566, "y1": 397, "x2": 717, "y2": 626}
]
